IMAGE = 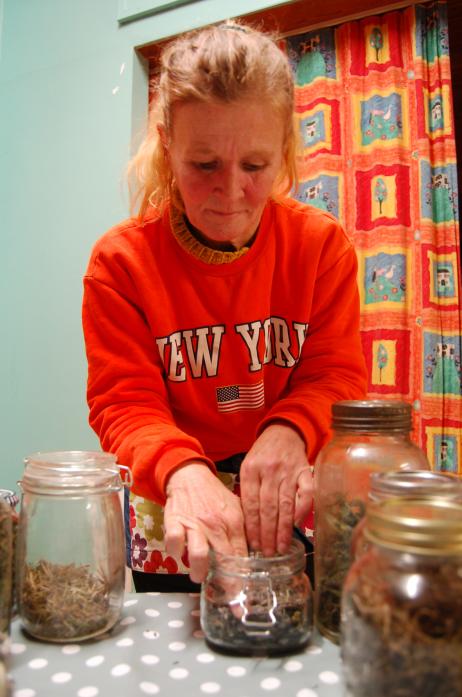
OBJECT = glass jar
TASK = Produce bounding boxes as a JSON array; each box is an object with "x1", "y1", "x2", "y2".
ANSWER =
[
  {"x1": 0, "y1": 491, "x2": 19, "y2": 620},
  {"x1": 200, "y1": 539, "x2": 312, "y2": 655},
  {"x1": 352, "y1": 470, "x2": 462, "y2": 559},
  {"x1": 0, "y1": 499, "x2": 13, "y2": 636},
  {"x1": 342, "y1": 497, "x2": 462, "y2": 697},
  {"x1": 0, "y1": 636, "x2": 13, "y2": 697},
  {"x1": 313, "y1": 400, "x2": 429, "y2": 643},
  {"x1": 17, "y1": 451, "x2": 131, "y2": 642}
]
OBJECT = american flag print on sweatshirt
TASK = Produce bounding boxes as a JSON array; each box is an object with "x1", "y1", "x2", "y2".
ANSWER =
[{"x1": 216, "y1": 380, "x2": 265, "y2": 413}]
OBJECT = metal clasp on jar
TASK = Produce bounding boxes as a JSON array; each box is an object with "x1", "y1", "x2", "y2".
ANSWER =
[
  {"x1": 116, "y1": 464, "x2": 133, "y2": 489},
  {"x1": 238, "y1": 572, "x2": 277, "y2": 636}
]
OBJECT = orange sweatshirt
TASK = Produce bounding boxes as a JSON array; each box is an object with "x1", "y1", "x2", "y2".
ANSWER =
[{"x1": 82, "y1": 197, "x2": 367, "y2": 505}]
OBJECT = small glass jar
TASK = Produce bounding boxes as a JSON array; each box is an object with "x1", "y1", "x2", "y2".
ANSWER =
[
  {"x1": 314, "y1": 400, "x2": 429, "y2": 643},
  {"x1": 352, "y1": 470, "x2": 462, "y2": 559},
  {"x1": 0, "y1": 491, "x2": 19, "y2": 620},
  {"x1": 17, "y1": 451, "x2": 131, "y2": 642},
  {"x1": 0, "y1": 499, "x2": 13, "y2": 636},
  {"x1": 342, "y1": 497, "x2": 462, "y2": 697},
  {"x1": 200, "y1": 539, "x2": 312, "y2": 655}
]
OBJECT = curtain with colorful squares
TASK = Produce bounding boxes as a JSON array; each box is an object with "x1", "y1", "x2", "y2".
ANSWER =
[{"x1": 285, "y1": 0, "x2": 462, "y2": 472}]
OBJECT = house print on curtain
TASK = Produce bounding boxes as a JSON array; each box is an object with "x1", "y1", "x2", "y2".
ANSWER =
[{"x1": 285, "y1": 0, "x2": 462, "y2": 471}]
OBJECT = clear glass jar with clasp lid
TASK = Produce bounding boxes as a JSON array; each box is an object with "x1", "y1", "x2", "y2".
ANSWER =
[
  {"x1": 200, "y1": 539, "x2": 312, "y2": 655},
  {"x1": 341, "y1": 497, "x2": 462, "y2": 697},
  {"x1": 0, "y1": 490, "x2": 20, "y2": 622},
  {"x1": 17, "y1": 451, "x2": 131, "y2": 642},
  {"x1": 313, "y1": 400, "x2": 430, "y2": 644},
  {"x1": 0, "y1": 498, "x2": 13, "y2": 637}
]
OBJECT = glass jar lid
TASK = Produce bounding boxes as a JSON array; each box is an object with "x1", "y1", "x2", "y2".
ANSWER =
[
  {"x1": 370, "y1": 470, "x2": 462, "y2": 502},
  {"x1": 365, "y1": 497, "x2": 462, "y2": 555},
  {"x1": 20, "y1": 450, "x2": 123, "y2": 494},
  {"x1": 332, "y1": 399, "x2": 412, "y2": 431}
]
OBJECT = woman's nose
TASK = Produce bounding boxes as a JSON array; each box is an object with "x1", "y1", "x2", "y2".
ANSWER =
[{"x1": 214, "y1": 166, "x2": 245, "y2": 199}]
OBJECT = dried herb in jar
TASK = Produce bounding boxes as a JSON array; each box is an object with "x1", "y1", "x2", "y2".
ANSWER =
[
  {"x1": 342, "y1": 557, "x2": 462, "y2": 697},
  {"x1": 201, "y1": 543, "x2": 312, "y2": 655},
  {"x1": 204, "y1": 575, "x2": 310, "y2": 655},
  {"x1": 315, "y1": 493, "x2": 365, "y2": 639},
  {"x1": 0, "y1": 503, "x2": 13, "y2": 635},
  {"x1": 204, "y1": 607, "x2": 309, "y2": 655},
  {"x1": 20, "y1": 560, "x2": 114, "y2": 641}
]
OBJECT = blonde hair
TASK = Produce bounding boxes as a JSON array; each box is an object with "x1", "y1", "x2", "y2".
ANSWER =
[{"x1": 128, "y1": 20, "x2": 298, "y2": 219}]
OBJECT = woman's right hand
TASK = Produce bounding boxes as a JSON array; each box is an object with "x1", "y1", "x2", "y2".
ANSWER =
[{"x1": 163, "y1": 463, "x2": 248, "y2": 583}]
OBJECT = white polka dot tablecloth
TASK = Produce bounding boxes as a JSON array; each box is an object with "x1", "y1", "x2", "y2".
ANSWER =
[{"x1": 8, "y1": 593, "x2": 343, "y2": 696}]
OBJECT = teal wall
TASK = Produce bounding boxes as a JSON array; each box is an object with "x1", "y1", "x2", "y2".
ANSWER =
[{"x1": 0, "y1": 0, "x2": 287, "y2": 492}]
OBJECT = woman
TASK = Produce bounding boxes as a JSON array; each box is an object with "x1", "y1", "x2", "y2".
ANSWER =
[{"x1": 82, "y1": 20, "x2": 368, "y2": 591}]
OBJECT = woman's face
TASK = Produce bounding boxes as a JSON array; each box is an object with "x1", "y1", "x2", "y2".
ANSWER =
[{"x1": 166, "y1": 98, "x2": 285, "y2": 249}]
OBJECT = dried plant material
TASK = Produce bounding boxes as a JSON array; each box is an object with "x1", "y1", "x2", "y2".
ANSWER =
[
  {"x1": 20, "y1": 560, "x2": 114, "y2": 641},
  {"x1": 202, "y1": 559, "x2": 311, "y2": 655},
  {"x1": 0, "y1": 505, "x2": 13, "y2": 634},
  {"x1": 342, "y1": 557, "x2": 462, "y2": 696},
  {"x1": 315, "y1": 494, "x2": 365, "y2": 641}
]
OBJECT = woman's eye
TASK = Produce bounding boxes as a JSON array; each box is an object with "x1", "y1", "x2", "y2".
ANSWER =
[
  {"x1": 194, "y1": 161, "x2": 217, "y2": 172},
  {"x1": 242, "y1": 163, "x2": 265, "y2": 172}
]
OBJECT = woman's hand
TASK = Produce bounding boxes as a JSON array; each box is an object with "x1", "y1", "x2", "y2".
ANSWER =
[
  {"x1": 239, "y1": 424, "x2": 313, "y2": 557},
  {"x1": 164, "y1": 463, "x2": 248, "y2": 583}
]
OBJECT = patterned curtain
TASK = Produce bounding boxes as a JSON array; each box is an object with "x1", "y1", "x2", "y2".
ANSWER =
[{"x1": 285, "y1": 0, "x2": 462, "y2": 473}]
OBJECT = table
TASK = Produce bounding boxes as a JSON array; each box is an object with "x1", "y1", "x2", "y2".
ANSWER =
[{"x1": 8, "y1": 593, "x2": 343, "y2": 697}]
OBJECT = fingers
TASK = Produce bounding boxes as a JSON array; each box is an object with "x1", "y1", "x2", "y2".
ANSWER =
[
  {"x1": 197, "y1": 509, "x2": 248, "y2": 558},
  {"x1": 259, "y1": 477, "x2": 297, "y2": 556},
  {"x1": 258, "y1": 476, "x2": 279, "y2": 556},
  {"x1": 242, "y1": 460, "x2": 312, "y2": 558},
  {"x1": 294, "y1": 468, "x2": 314, "y2": 525},
  {"x1": 164, "y1": 513, "x2": 216, "y2": 583},
  {"x1": 185, "y1": 527, "x2": 210, "y2": 583},
  {"x1": 163, "y1": 510, "x2": 187, "y2": 560},
  {"x1": 165, "y1": 499, "x2": 248, "y2": 583},
  {"x1": 240, "y1": 466, "x2": 262, "y2": 552},
  {"x1": 275, "y1": 484, "x2": 296, "y2": 554},
  {"x1": 228, "y1": 519, "x2": 249, "y2": 558}
]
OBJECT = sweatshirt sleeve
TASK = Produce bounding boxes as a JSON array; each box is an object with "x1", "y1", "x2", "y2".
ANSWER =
[
  {"x1": 257, "y1": 237, "x2": 368, "y2": 463},
  {"x1": 82, "y1": 247, "x2": 215, "y2": 505}
]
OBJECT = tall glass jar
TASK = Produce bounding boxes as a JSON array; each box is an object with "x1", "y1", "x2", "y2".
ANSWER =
[
  {"x1": 0, "y1": 499, "x2": 13, "y2": 636},
  {"x1": 342, "y1": 497, "x2": 462, "y2": 697},
  {"x1": 313, "y1": 400, "x2": 429, "y2": 643},
  {"x1": 17, "y1": 451, "x2": 131, "y2": 642},
  {"x1": 201, "y1": 539, "x2": 312, "y2": 655}
]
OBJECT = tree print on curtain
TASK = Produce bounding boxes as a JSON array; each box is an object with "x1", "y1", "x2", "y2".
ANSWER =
[{"x1": 285, "y1": 0, "x2": 462, "y2": 471}]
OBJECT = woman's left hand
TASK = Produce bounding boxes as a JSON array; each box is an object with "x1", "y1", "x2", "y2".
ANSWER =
[{"x1": 239, "y1": 423, "x2": 313, "y2": 556}]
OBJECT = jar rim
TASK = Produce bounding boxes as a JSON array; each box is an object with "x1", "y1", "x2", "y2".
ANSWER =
[
  {"x1": 208, "y1": 538, "x2": 306, "y2": 575},
  {"x1": 365, "y1": 496, "x2": 462, "y2": 555},
  {"x1": 24, "y1": 450, "x2": 117, "y2": 466},
  {"x1": 370, "y1": 470, "x2": 462, "y2": 501},
  {"x1": 332, "y1": 399, "x2": 412, "y2": 431},
  {"x1": 20, "y1": 450, "x2": 121, "y2": 493}
]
